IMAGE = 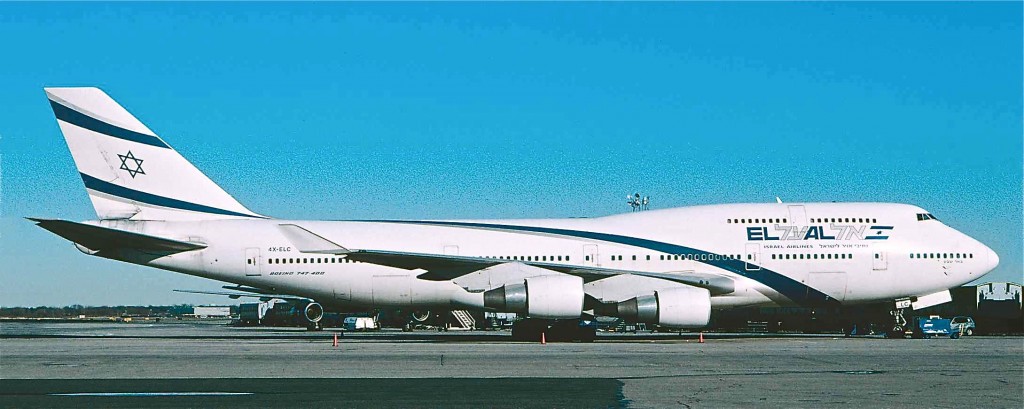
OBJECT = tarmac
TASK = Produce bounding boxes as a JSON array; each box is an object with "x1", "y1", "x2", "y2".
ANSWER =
[{"x1": 1, "y1": 321, "x2": 1022, "y2": 408}]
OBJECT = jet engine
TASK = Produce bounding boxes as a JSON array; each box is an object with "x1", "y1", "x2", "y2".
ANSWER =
[
  {"x1": 597, "y1": 286, "x2": 711, "y2": 328},
  {"x1": 483, "y1": 275, "x2": 584, "y2": 319},
  {"x1": 303, "y1": 302, "x2": 324, "y2": 323}
]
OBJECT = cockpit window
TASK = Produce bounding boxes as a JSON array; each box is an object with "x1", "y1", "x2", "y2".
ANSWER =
[{"x1": 916, "y1": 213, "x2": 939, "y2": 221}]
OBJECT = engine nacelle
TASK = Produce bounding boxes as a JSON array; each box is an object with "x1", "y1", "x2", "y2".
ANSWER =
[
  {"x1": 303, "y1": 302, "x2": 324, "y2": 323},
  {"x1": 600, "y1": 286, "x2": 711, "y2": 328},
  {"x1": 483, "y1": 275, "x2": 584, "y2": 319}
]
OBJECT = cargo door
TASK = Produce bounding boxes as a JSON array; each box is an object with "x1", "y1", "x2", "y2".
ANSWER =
[
  {"x1": 808, "y1": 271, "x2": 848, "y2": 302},
  {"x1": 244, "y1": 247, "x2": 261, "y2": 276}
]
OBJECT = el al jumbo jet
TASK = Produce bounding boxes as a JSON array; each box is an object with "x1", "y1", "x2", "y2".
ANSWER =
[{"x1": 33, "y1": 87, "x2": 999, "y2": 341}]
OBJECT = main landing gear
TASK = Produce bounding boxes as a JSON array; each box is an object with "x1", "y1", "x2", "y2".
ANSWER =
[{"x1": 511, "y1": 318, "x2": 596, "y2": 343}]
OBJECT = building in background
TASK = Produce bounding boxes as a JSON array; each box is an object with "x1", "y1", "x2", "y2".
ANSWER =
[{"x1": 191, "y1": 306, "x2": 232, "y2": 318}]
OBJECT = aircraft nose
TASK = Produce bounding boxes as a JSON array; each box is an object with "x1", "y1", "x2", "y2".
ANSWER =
[{"x1": 985, "y1": 246, "x2": 1000, "y2": 272}]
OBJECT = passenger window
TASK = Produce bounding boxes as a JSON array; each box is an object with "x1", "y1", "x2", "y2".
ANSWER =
[
  {"x1": 632, "y1": 255, "x2": 637, "y2": 261},
  {"x1": 772, "y1": 254, "x2": 776, "y2": 260}
]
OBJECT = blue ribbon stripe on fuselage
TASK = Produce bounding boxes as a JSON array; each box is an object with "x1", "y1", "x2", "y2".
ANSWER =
[{"x1": 368, "y1": 220, "x2": 841, "y2": 307}]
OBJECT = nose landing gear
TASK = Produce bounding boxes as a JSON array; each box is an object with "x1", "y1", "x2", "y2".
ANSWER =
[{"x1": 886, "y1": 299, "x2": 911, "y2": 339}]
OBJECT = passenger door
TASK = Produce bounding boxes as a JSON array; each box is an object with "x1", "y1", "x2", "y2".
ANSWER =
[
  {"x1": 745, "y1": 243, "x2": 761, "y2": 271},
  {"x1": 788, "y1": 205, "x2": 807, "y2": 225},
  {"x1": 582, "y1": 244, "x2": 600, "y2": 267},
  {"x1": 244, "y1": 247, "x2": 261, "y2": 276},
  {"x1": 872, "y1": 251, "x2": 888, "y2": 270}
]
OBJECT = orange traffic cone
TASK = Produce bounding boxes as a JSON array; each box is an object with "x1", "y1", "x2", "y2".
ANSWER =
[
  {"x1": 698, "y1": 332, "x2": 704, "y2": 343},
  {"x1": 333, "y1": 333, "x2": 339, "y2": 347},
  {"x1": 541, "y1": 332, "x2": 546, "y2": 345}
]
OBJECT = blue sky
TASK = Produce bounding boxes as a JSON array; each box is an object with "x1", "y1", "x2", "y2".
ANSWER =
[{"x1": 1, "y1": 2, "x2": 1020, "y2": 306}]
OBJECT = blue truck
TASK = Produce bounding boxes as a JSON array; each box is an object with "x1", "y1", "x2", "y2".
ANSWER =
[{"x1": 912, "y1": 316, "x2": 963, "y2": 339}]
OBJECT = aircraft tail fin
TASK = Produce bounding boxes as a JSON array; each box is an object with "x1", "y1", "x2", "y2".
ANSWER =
[{"x1": 44, "y1": 87, "x2": 264, "y2": 221}]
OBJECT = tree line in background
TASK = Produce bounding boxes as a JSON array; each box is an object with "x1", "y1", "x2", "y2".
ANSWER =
[{"x1": 0, "y1": 305, "x2": 232, "y2": 318}]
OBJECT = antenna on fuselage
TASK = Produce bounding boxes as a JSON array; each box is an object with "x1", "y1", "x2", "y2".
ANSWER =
[
  {"x1": 776, "y1": 196, "x2": 783, "y2": 204},
  {"x1": 627, "y1": 193, "x2": 650, "y2": 212}
]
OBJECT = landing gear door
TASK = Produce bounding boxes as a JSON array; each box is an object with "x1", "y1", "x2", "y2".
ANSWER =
[
  {"x1": 872, "y1": 251, "x2": 888, "y2": 271},
  {"x1": 583, "y1": 244, "x2": 599, "y2": 267},
  {"x1": 745, "y1": 243, "x2": 761, "y2": 271},
  {"x1": 244, "y1": 247, "x2": 261, "y2": 276}
]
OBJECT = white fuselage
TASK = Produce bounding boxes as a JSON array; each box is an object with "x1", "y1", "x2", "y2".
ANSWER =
[{"x1": 92, "y1": 202, "x2": 998, "y2": 312}]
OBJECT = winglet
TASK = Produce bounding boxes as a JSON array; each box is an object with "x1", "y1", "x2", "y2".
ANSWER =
[{"x1": 277, "y1": 224, "x2": 350, "y2": 254}]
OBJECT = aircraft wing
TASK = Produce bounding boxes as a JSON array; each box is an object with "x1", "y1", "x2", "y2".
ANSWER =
[
  {"x1": 344, "y1": 249, "x2": 734, "y2": 295},
  {"x1": 279, "y1": 223, "x2": 734, "y2": 295},
  {"x1": 173, "y1": 289, "x2": 312, "y2": 302},
  {"x1": 30, "y1": 218, "x2": 206, "y2": 253}
]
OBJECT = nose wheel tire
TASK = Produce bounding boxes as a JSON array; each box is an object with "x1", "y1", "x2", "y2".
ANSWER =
[{"x1": 887, "y1": 308, "x2": 907, "y2": 339}]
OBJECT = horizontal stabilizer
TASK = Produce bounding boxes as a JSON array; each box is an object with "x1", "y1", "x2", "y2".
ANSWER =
[
  {"x1": 29, "y1": 218, "x2": 205, "y2": 253},
  {"x1": 277, "y1": 224, "x2": 349, "y2": 254}
]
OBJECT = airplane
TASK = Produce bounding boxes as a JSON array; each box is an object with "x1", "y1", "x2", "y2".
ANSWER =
[{"x1": 32, "y1": 87, "x2": 999, "y2": 341}]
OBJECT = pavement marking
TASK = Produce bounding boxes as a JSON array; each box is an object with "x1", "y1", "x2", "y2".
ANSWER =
[{"x1": 50, "y1": 392, "x2": 254, "y2": 397}]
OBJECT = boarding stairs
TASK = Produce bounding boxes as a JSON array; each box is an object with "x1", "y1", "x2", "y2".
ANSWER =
[{"x1": 450, "y1": 310, "x2": 476, "y2": 330}]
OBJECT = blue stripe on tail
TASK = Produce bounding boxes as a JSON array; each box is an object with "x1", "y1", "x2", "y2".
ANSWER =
[
  {"x1": 80, "y1": 173, "x2": 262, "y2": 218},
  {"x1": 49, "y1": 100, "x2": 170, "y2": 149}
]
